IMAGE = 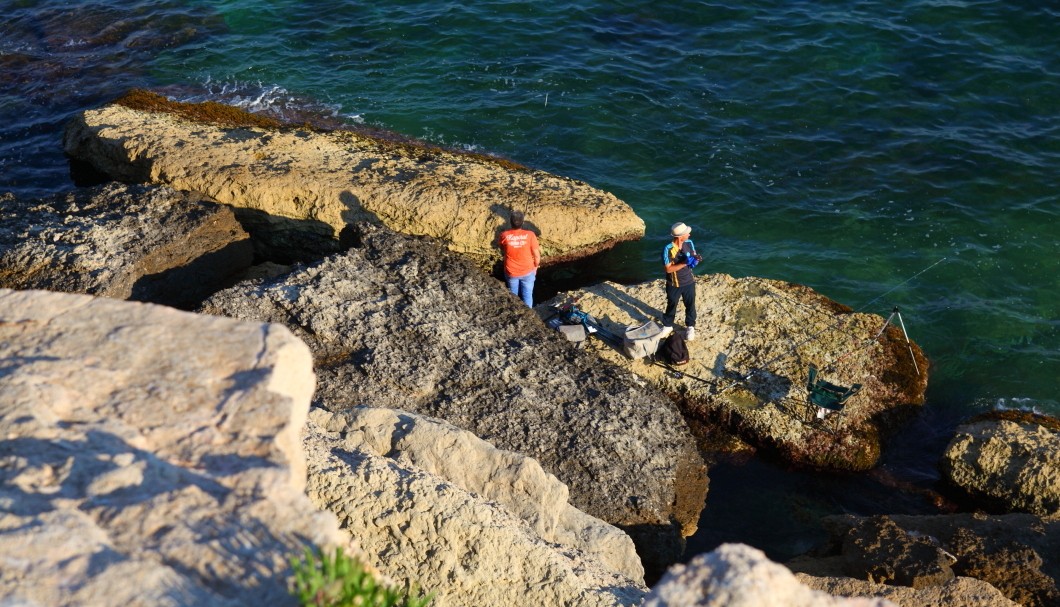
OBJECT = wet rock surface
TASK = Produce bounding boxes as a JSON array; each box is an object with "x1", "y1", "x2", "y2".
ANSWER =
[
  {"x1": 538, "y1": 277, "x2": 929, "y2": 471},
  {"x1": 795, "y1": 574, "x2": 1019, "y2": 607},
  {"x1": 840, "y1": 516, "x2": 956, "y2": 588},
  {"x1": 0, "y1": 183, "x2": 252, "y2": 309},
  {"x1": 199, "y1": 222, "x2": 708, "y2": 580},
  {"x1": 64, "y1": 93, "x2": 645, "y2": 268}
]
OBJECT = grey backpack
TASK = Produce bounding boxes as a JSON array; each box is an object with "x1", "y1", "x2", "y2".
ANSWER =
[{"x1": 622, "y1": 320, "x2": 666, "y2": 359}]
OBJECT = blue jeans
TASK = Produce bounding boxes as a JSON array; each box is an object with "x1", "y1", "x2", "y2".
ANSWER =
[{"x1": 507, "y1": 271, "x2": 536, "y2": 307}]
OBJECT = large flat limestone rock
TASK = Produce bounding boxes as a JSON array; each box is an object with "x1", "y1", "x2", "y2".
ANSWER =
[
  {"x1": 539, "y1": 276, "x2": 929, "y2": 471},
  {"x1": 63, "y1": 92, "x2": 645, "y2": 268},
  {"x1": 0, "y1": 289, "x2": 346, "y2": 606}
]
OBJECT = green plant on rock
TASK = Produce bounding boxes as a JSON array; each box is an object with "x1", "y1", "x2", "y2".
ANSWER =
[{"x1": 289, "y1": 546, "x2": 433, "y2": 607}]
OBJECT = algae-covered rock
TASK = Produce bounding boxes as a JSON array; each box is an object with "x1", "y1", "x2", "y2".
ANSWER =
[{"x1": 788, "y1": 513, "x2": 1060, "y2": 607}]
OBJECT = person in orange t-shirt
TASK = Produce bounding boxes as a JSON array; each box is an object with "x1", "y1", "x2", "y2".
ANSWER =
[{"x1": 498, "y1": 210, "x2": 540, "y2": 307}]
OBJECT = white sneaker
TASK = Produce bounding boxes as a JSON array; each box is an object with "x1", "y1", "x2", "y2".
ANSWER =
[
  {"x1": 685, "y1": 326, "x2": 695, "y2": 341},
  {"x1": 659, "y1": 325, "x2": 674, "y2": 338}
]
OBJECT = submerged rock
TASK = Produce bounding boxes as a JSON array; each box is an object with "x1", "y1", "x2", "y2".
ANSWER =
[
  {"x1": 0, "y1": 183, "x2": 252, "y2": 309},
  {"x1": 64, "y1": 90, "x2": 645, "y2": 267},
  {"x1": 940, "y1": 410, "x2": 1060, "y2": 517},
  {"x1": 199, "y1": 222, "x2": 707, "y2": 580},
  {"x1": 0, "y1": 288, "x2": 347, "y2": 606},
  {"x1": 538, "y1": 277, "x2": 929, "y2": 471},
  {"x1": 305, "y1": 407, "x2": 647, "y2": 607}
]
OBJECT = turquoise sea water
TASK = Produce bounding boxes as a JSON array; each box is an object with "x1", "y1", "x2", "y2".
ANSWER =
[{"x1": 3, "y1": 0, "x2": 1057, "y2": 560}]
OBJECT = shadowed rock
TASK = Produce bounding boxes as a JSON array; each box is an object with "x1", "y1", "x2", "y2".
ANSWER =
[
  {"x1": 0, "y1": 288, "x2": 347, "y2": 606},
  {"x1": 199, "y1": 222, "x2": 707, "y2": 580},
  {"x1": 63, "y1": 91, "x2": 645, "y2": 267},
  {"x1": 787, "y1": 513, "x2": 1060, "y2": 607},
  {"x1": 538, "y1": 277, "x2": 929, "y2": 471},
  {"x1": 0, "y1": 183, "x2": 252, "y2": 309},
  {"x1": 940, "y1": 410, "x2": 1060, "y2": 517},
  {"x1": 840, "y1": 516, "x2": 955, "y2": 588},
  {"x1": 794, "y1": 574, "x2": 1018, "y2": 607},
  {"x1": 305, "y1": 407, "x2": 647, "y2": 607}
]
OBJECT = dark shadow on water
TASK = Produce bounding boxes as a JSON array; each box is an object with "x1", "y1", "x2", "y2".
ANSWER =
[
  {"x1": 685, "y1": 455, "x2": 941, "y2": 564},
  {"x1": 685, "y1": 398, "x2": 969, "y2": 564}
]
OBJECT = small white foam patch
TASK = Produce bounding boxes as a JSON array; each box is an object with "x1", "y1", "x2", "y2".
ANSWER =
[
  {"x1": 990, "y1": 396, "x2": 1046, "y2": 415},
  {"x1": 188, "y1": 76, "x2": 348, "y2": 125}
]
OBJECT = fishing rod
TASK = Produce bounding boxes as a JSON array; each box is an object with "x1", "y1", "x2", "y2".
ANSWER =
[
  {"x1": 520, "y1": 169, "x2": 536, "y2": 217},
  {"x1": 548, "y1": 298, "x2": 625, "y2": 348},
  {"x1": 651, "y1": 358, "x2": 718, "y2": 385}
]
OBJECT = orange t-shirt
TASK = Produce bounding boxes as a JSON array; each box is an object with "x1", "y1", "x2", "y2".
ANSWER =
[{"x1": 498, "y1": 229, "x2": 540, "y2": 278}]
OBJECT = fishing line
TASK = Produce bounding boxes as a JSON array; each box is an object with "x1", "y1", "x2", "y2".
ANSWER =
[
  {"x1": 717, "y1": 256, "x2": 948, "y2": 393},
  {"x1": 855, "y1": 257, "x2": 948, "y2": 313}
]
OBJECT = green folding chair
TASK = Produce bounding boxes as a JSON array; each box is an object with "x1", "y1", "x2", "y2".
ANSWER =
[{"x1": 807, "y1": 364, "x2": 861, "y2": 424}]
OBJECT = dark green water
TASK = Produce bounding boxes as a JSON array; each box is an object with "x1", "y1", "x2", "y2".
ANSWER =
[{"x1": 2, "y1": 0, "x2": 1057, "y2": 561}]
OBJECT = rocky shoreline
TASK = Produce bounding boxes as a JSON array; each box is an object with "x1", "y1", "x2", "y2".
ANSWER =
[{"x1": 2, "y1": 96, "x2": 1058, "y2": 606}]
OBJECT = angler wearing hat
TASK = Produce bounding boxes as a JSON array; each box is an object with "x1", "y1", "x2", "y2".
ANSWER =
[
  {"x1": 661, "y1": 221, "x2": 702, "y2": 341},
  {"x1": 498, "y1": 210, "x2": 541, "y2": 307}
]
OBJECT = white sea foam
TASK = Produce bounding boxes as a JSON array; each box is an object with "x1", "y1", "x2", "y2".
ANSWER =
[
  {"x1": 190, "y1": 76, "x2": 349, "y2": 127},
  {"x1": 992, "y1": 397, "x2": 1047, "y2": 415}
]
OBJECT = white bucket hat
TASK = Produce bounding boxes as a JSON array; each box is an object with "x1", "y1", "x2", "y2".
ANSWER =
[{"x1": 671, "y1": 222, "x2": 692, "y2": 237}]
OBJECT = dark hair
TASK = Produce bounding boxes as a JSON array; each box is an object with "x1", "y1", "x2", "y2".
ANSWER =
[{"x1": 510, "y1": 211, "x2": 524, "y2": 229}]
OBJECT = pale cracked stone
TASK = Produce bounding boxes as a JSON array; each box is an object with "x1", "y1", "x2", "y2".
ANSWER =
[
  {"x1": 303, "y1": 410, "x2": 647, "y2": 607},
  {"x1": 311, "y1": 406, "x2": 645, "y2": 584},
  {"x1": 645, "y1": 544, "x2": 895, "y2": 607},
  {"x1": 0, "y1": 288, "x2": 349, "y2": 607}
]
